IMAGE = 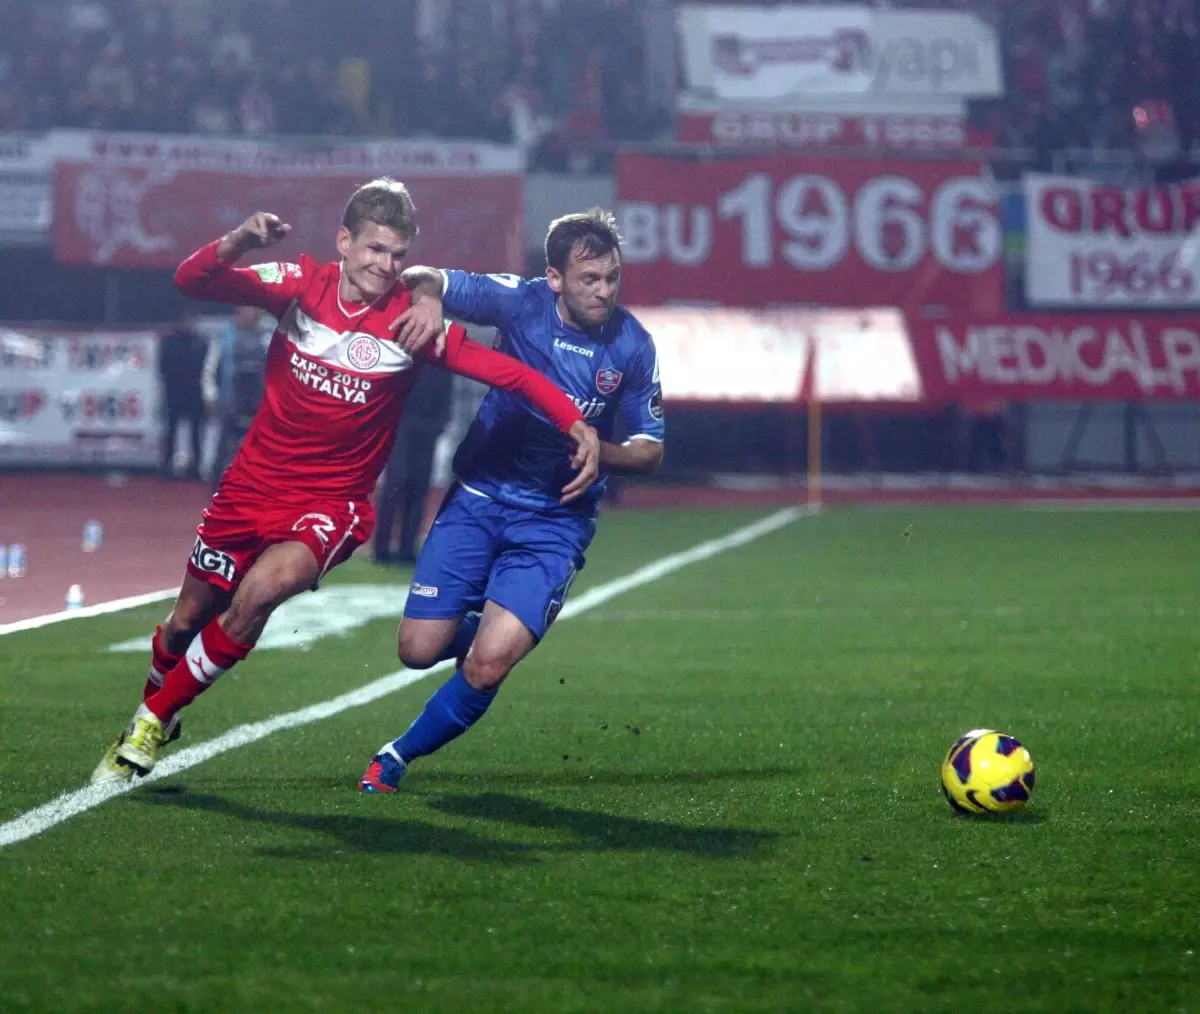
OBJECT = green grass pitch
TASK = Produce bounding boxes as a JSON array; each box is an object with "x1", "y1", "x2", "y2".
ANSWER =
[{"x1": 0, "y1": 506, "x2": 1196, "y2": 1013}]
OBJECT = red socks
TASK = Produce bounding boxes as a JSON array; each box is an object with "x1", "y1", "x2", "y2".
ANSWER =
[
  {"x1": 144, "y1": 624, "x2": 183, "y2": 701},
  {"x1": 144, "y1": 619, "x2": 252, "y2": 724}
]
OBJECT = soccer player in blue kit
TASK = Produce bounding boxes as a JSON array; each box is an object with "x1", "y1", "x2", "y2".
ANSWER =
[{"x1": 358, "y1": 209, "x2": 665, "y2": 791}]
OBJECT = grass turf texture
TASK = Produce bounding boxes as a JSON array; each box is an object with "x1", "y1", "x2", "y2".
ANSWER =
[{"x1": 0, "y1": 506, "x2": 1196, "y2": 1013}]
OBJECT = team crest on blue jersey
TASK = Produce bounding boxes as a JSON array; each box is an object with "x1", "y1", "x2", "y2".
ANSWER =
[{"x1": 595, "y1": 368, "x2": 622, "y2": 394}]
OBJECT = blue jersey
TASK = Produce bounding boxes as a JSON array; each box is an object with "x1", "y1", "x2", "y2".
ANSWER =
[{"x1": 441, "y1": 270, "x2": 665, "y2": 515}]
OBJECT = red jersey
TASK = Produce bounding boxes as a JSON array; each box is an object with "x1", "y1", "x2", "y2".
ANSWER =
[{"x1": 174, "y1": 241, "x2": 582, "y2": 504}]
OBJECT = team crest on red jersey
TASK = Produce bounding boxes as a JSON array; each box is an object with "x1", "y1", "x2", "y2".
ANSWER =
[
  {"x1": 595, "y1": 367, "x2": 622, "y2": 394},
  {"x1": 346, "y1": 335, "x2": 381, "y2": 371}
]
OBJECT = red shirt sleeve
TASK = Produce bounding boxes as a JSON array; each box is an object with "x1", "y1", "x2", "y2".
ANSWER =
[
  {"x1": 173, "y1": 240, "x2": 306, "y2": 317},
  {"x1": 433, "y1": 324, "x2": 583, "y2": 434}
]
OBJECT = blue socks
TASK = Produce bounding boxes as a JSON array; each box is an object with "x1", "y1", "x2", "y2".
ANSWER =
[
  {"x1": 436, "y1": 611, "x2": 481, "y2": 664},
  {"x1": 393, "y1": 669, "x2": 496, "y2": 763}
]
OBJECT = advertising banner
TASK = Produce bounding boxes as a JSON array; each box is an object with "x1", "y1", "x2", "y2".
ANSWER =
[
  {"x1": 675, "y1": 109, "x2": 976, "y2": 151},
  {"x1": 51, "y1": 132, "x2": 524, "y2": 271},
  {"x1": 678, "y1": 5, "x2": 1003, "y2": 102},
  {"x1": 0, "y1": 135, "x2": 56, "y2": 244},
  {"x1": 0, "y1": 325, "x2": 165, "y2": 466},
  {"x1": 909, "y1": 315, "x2": 1200, "y2": 401},
  {"x1": 1025, "y1": 172, "x2": 1200, "y2": 308},
  {"x1": 618, "y1": 152, "x2": 1002, "y2": 311}
]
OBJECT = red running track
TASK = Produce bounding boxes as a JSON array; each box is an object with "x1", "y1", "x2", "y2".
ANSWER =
[{"x1": 1, "y1": 473, "x2": 1196, "y2": 625}]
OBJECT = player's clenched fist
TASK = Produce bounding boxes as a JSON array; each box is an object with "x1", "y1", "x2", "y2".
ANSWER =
[{"x1": 217, "y1": 212, "x2": 292, "y2": 262}]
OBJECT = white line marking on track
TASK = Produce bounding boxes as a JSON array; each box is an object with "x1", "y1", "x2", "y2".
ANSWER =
[
  {"x1": 0, "y1": 506, "x2": 812, "y2": 850},
  {"x1": 0, "y1": 588, "x2": 178, "y2": 637}
]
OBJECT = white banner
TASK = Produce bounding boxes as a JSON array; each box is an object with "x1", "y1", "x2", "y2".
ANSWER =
[
  {"x1": 678, "y1": 5, "x2": 1003, "y2": 103},
  {"x1": 1025, "y1": 173, "x2": 1200, "y2": 308},
  {"x1": 0, "y1": 136, "x2": 57, "y2": 243},
  {"x1": 633, "y1": 306, "x2": 922, "y2": 403},
  {"x1": 0, "y1": 327, "x2": 164, "y2": 466},
  {"x1": 45, "y1": 128, "x2": 522, "y2": 176}
]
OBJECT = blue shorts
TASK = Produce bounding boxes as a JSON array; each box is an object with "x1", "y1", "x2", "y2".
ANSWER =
[{"x1": 404, "y1": 485, "x2": 596, "y2": 641}]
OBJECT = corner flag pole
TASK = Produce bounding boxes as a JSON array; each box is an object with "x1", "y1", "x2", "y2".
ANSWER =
[{"x1": 807, "y1": 334, "x2": 822, "y2": 509}]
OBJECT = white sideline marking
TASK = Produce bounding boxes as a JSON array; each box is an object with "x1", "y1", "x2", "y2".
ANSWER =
[
  {"x1": 0, "y1": 588, "x2": 178, "y2": 637},
  {"x1": 0, "y1": 506, "x2": 811, "y2": 850}
]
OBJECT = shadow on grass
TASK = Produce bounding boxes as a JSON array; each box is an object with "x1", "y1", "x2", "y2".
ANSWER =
[
  {"x1": 134, "y1": 782, "x2": 776, "y2": 861},
  {"x1": 949, "y1": 808, "x2": 1049, "y2": 825},
  {"x1": 134, "y1": 787, "x2": 535, "y2": 863},
  {"x1": 427, "y1": 792, "x2": 776, "y2": 859},
  {"x1": 408, "y1": 765, "x2": 800, "y2": 790}
]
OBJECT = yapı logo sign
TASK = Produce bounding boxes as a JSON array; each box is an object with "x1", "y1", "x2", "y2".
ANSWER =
[{"x1": 680, "y1": 5, "x2": 1003, "y2": 102}]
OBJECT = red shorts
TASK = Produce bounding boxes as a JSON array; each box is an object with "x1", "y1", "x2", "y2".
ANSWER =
[{"x1": 187, "y1": 491, "x2": 374, "y2": 592}]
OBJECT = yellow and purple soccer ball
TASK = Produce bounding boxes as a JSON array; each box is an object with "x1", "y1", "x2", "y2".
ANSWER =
[{"x1": 940, "y1": 729, "x2": 1036, "y2": 814}]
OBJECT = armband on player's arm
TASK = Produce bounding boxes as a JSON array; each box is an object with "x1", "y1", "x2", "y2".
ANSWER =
[{"x1": 436, "y1": 326, "x2": 583, "y2": 434}]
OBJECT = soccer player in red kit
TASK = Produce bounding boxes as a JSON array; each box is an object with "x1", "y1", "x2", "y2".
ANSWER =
[{"x1": 91, "y1": 178, "x2": 599, "y2": 784}]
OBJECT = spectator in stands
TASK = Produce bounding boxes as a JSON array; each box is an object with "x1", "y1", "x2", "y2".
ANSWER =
[
  {"x1": 203, "y1": 305, "x2": 272, "y2": 489},
  {"x1": 11, "y1": 0, "x2": 1200, "y2": 164},
  {"x1": 238, "y1": 71, "x2": 277, "y2": 135},
  {"x1": 373, "y1": 366, "x2": 454, "y2": 566},
  {"x1": 158, "y1": 305, "x2": 208, "y2": 481}
]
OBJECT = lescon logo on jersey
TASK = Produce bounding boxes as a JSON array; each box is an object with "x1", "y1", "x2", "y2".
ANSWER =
[
  {"x1": 596, "y1": 368, "x2": 623, "y2": 394},
  {"x1": 346, "y1": 335, "x2": 381, "y2": 371}
]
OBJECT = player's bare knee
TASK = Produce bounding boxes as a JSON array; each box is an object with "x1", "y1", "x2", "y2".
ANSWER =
[
  {"x1": 462, "y1": 652, "x2": 512, "y2": 693},
  {"x1": 164, "y1": 592, "x2": 214, "y2": 643},
  {"x1": 397, "y1": 642, "x2": 438, "y2": 670},
  {"x1": 396, "y1": 626, "x2": 439, "y2": 670},
  {"x1": 161, "y1": 609, "x2": 200, "y2": 648},
  {"x1": 225, "y1": 576, "x2": 288, "y2": 633}
]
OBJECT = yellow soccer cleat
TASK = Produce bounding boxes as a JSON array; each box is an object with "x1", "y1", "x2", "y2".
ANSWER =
[
  {"x1": 115, "y1": 714, "x2": 167, "y2": 776},
  {"x1": 90, "y1": 733, "x2": 136, "y2": 785}
]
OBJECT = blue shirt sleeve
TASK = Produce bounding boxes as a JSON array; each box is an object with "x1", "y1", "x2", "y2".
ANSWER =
[
  {"x1": 441, "y1": 270, "x2": 530, "y2": 327},
  {"x1": 619, "y1": 335, "x2": 666, "y2": 442}
]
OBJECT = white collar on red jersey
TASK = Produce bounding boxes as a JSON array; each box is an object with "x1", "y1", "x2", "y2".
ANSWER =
[{"x1": 335, "y1": 260, "x2": 390, "y2": 319}]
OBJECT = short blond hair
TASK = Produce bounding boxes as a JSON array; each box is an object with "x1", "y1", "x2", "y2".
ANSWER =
[{"x1": 342, "y1": 177, "x2": 418, "y2": 240}]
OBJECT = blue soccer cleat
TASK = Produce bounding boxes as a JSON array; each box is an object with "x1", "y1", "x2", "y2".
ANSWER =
[{"x1": 358, "y1": 747, "x2": 407, "y2": 793}]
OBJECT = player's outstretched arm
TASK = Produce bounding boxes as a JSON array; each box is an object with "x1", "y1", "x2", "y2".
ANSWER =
[
  {"x1": 435, "y1": 327, "x2": 601, "y2": 503},
  {"x1": 401, "y1": 266, "x2": 527, "y2": 330},
  {"x1": 174, "y1": 213, "x2": 300, "y2": 315}
]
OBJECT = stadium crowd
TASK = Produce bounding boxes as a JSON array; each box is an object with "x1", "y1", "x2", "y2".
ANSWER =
[
  {"x1": 0, "y1": 0, "x2": 668, "y2": 169},
  {"x1": 0, "y1": 0, "x2": 1198, "y2": 159}
]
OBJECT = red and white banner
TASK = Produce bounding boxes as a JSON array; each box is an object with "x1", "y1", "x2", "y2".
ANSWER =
[
  {"x1": 1025, "y1": 173, "x2": 1200, "y2": 308},
  {"x1": 909, "y1": 316, "x2": 1200, "y2": 401},
  {"x1": 0, "y1": 326, "x2": 164, "y2": 466},
  {"x1": 51, "y1": 132, "x2": 524, "y2": 271},
  {"x1": 630, "y1": 306, "x2": 1200, "y2": 404},
  {"x1": 676, "y1": 109, "x2": 978, "y2": 151},
  {"x1": 617, "y1": 152, "x2": 1002, "y2": 311},
  {"x1": 678, "y1": 5, "x2": 1003, "y2": 102}
]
